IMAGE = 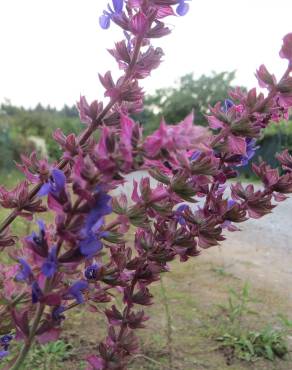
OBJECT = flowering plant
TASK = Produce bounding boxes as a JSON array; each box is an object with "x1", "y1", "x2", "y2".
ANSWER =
[{"x1": 0, "y1": 1, "x2": 292, "y2": 369}]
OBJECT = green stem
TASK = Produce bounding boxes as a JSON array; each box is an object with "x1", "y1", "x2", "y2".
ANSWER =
[
  {"x1": 10, "y1": 303, "x2": 45, "y2": 370},
  {"x1": 160, "y1": 276, "x2": 173, "y2": 370}
]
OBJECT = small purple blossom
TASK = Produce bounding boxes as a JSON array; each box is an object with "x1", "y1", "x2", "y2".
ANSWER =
[
  {"x1": 237, "y1": 138, "x2": 258, "y2": 167},
  {"x1": 79, "y1": 218, "x2": 106, "y2": 257},
  {"x1": 176, "y1": 0, "x2": 191, "y2": 16},
  {"x1": 15, "y1": 258, "x2": 32, "y2": 282},
  {"x1": 0, "y1": 350, "x2": 9, "y2": 359},
  {"x1": 78, "y1": 191, "x2": 112, "y2": 257},
  {"x1": 86, "y1": 190, "x2": 112, "y2": 226},
  {"x1": 66, "y1": 280, "x2": 89, "y2": 304},
  {"x1": 31, "y1": 219, "x2": 46, "y2": 243},
  {"x1": 27, "y1": 219, "x2": 48, "y2": 257},
  {"x1": 38, "y1": 169, "x2": 66, "y2": 198},
  {"x1": 52, "y1": 305, "x2": 66, "y2": 322},
  {"x1": 222, "y1": 98, "x2": 234, "y2": 113},
  {"x1": 227, "y1": 199, "x2": 236, "y2": 209},
  {"x1": 0, "y1": 334, "x2": 13, "y2": 351},
  {"x1": 124, "y1": 31, "x2": 132, "y2": 52},
  {"x1": 190, "y1": 150, "x2": 201, "y2": 161},
  {"x1": 99, "y1": 0, "x2": 124, "y2": 30},
  {"x1": 175, "y1": 204, "x2": 190, "y2": 225},
  {"x1": 41, "y1": 246, "x2": 58, "y2": 277},
  {"x1": 84, "y1": 264, "x2": 100, "y2": 280},
  {"x1": 32, "y1": 281, "x2": 43, "y2": 304}
]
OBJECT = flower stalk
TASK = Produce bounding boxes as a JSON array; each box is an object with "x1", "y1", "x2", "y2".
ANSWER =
[{"x1": 0, "y1": 2, "x2": 292, "y2": 370}]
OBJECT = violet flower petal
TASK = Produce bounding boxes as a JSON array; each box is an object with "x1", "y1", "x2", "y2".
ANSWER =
[
  {"x1": 84, "y1": 264, "x2": 100, "y2": 280},
  {"x1": 176, "y1": 1, "x2": 190, "y2": 16},
  {"x1": 99, "y1": 14, "x2": 111, "y2": 29},
  {"x1": 50, "y1": 169, "x2": 66, "y2": 195},
  {"x1": 52, "y1": 305, "x2": 66, "y2": 321},
  {"x1": 223, "y1": 98, "x2": 234, "y2": 113},
  {"x1": 38, "y1": 169, "x2": 66, "y2": 197},
  {"x1": 79, "y1": 235, "x2": 103, "y2": 257},
  {"x1": 68, "y1": 280, "x2": 89, "y2": 304},
  {"x1": 32, "y1": 281, "x2": 43, "y2": 304},
  {"x1": 41, "y1": 246, "x2": 58, "y2": 277},
  {"x1": 15, "y1": 258, "x2": 32, "y2": 282},
  {"x1": 112, "y1": 0, "x2": 123, "y2": 13},
  {"x1": 0, "y1": 350, "x2": 9, "y2": 359},
  {"x1": 38, "y1": 182, "x2": 51, "y2": 197}
]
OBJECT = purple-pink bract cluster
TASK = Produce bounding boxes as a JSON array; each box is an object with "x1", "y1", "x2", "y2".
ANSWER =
[{"x1": 0, "y1": 1, "x2": 292, "y2": 369}]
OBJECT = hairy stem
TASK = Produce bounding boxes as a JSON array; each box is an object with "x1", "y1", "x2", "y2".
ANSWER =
[
  {"x1": 11, "y1": 277, "x2": 53, "y2": 369},
  {"x1": 10, "y1": 302, "x2": 45, "y2": 370},
  {"x1": 160, "y1": 276, "x2": 173, "y2": 370}
]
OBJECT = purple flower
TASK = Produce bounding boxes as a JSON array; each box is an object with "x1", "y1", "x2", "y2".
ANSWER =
[
  {"x1": 85, "y1": 190, "x2": 112, "y2": 227},
  {"x1": 175, "y1": 204, "x2": 190, "y2": 225},
  {"x1": 52, "y1": 305, "x2": 66, "y2": 322},
  {"x1": 41, "y1": 246, "x2": 58, "y2": 277},
  {"x1": 222, "y1": 99, "x2": 234, "y2": 113},
  {"x1": 84, "y1": 264, "x2": 100, "y2": 280},
  {"x1": 78, "y1": 191, "x2": 112, "y2": 257},
  {"x1": 38, "y1": 169, "x2": 66, "y2": 198},
  {"x1": 99, "y1": 0, "x2": 124, "y2": 30},
  {"x1": 0, "y1": 350, "x2": 9, "y2": 359},
  {"x1": 238, "y1": 138, "x2": 258, "y2": 167},
  {"x1": 66, "y1": 280, "x2": 88, "y2": 304},
  {"x1": 15, "y1": 258, "x2": 32, "y2": 282},
  {"x1": 244, "y1": 138, "x2": 258, "y2": 163},
  {"x1": 27, "y1": 219, "x2": 48, "y2": 257},
  {"x1": 0, "y1": 334, "x2": 13, "y2": 351},
  {"x1": 32, "y1": 281, "x2": 43, "y2": 304},
  {"x1": 79, "y1": 218, "x2": 107, "y2": 257},
  {"x1": 176, "y1": 0, "x2": 191, "y2": 16},
  {"x1": 227, "y1": 199, "x2": 236, "y2": 209},
  {"x1": 124, "y1": 31, "x2": 132, "y2": 52},
  {"x1": 190, "y1": 150, "x2": 201, "y2": 161}
]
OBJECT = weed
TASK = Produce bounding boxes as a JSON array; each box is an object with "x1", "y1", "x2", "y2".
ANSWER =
[
  {"x1": 211, "y1": 265, "x2": 234, "y2": 278},
  {"x1": 217, "y1": 282, "x2": 257, "y2": 325},
  {"x1": 217, "y1": 326, "x2": 288, "y2": 362},
  {"x1": 215, "y1": 283, "x2": 290, "y2": 364},
  {"x1": 23, "y1": 340, "x2": 74, "y2": 369}
]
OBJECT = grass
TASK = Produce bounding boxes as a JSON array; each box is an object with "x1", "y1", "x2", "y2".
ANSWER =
[
  {"x1": 0, "y1": 169, "x2": 24, "y2": 188},
  {"x1": 215, "y1": 283, "x2": 290, "y2": 363},
  {"x1": 48, "y1": 258, "x2": 291, "y2": 370}
]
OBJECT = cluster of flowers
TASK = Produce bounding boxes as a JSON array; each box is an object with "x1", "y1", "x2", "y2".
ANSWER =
[{"x1": 0, "y1": 1, "x2": 292, "y2": 369}]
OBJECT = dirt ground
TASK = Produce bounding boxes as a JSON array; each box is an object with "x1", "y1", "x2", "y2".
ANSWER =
[{"x1": 206, "y1": 194, "x2": 292, "y2": 301}]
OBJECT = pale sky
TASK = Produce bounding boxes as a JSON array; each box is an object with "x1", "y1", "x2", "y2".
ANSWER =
[{"x1": 0, "y1": 0, "x2": 292, "y2": 109}]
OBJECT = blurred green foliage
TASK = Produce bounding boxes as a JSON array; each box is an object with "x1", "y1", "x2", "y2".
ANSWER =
[
  {"x1": 0, "y1": 102, "x2": 82, "y2": 170},
  {"x1": 138, "y1": 71, "x2": 237, "y2": 132}
]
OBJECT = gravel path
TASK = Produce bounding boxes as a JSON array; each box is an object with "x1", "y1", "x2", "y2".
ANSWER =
[{"x1": 116, "y1": 171, "x2": 292, "y2": 253}]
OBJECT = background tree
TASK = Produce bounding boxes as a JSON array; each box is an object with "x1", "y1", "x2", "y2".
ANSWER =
[{"x1": 137, "y1": 71, "x2": 237, "y2": 134}]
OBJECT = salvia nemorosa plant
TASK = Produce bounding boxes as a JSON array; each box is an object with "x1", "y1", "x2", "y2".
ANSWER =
[{"x1": 0, "y1": 1, "x2": 292, "y2": 369}]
